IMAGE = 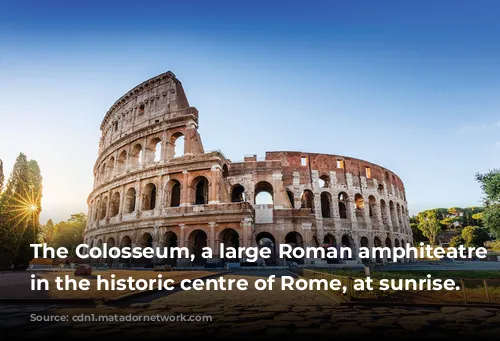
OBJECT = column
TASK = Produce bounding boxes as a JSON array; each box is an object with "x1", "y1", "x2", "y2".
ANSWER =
[
  {"x1": 209, "y1": 165, "x2": 220, "y2": 204},
  {"x1": 181, "y1": 170, "x2": 189, "y2": 206},
  {"x1": 208, "y1": 222, "x2": 217, "y2": 261}
]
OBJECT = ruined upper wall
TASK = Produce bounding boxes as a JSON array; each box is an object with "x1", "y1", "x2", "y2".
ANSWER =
[{"x1": 98, "y1": 71, "x2": 196, "y2": 152}]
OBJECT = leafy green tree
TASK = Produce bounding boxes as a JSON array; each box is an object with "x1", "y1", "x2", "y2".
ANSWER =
[
  {"x1": 0, "y1": 153, "x2": 42, "y2": 270},
  {"x1": 449, "y1": 235, "x2": 465, "y2": 248},
  {"x1": 417, "y1": 210, "x2": 442, "y2": 245},
  {"x1": 51, "y1": 213, "x2": 87, "y2": 256},
  {"x1": 40, "y1": 219, "x2": 54, "y2": 243},
  {"x1": 476, "y1": 169, "x2": 500, "y2": 236},
  {"x1": 410, "y1": 216, "x2": 425, "y2": 242},
  {"x1": 461, "y1": 226, "x2": 490, "y2": 247}
]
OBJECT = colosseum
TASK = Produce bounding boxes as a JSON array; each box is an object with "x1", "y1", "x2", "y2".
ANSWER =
[{"x1": 84, "y1": 71, "x2": 413, "y2": 267}]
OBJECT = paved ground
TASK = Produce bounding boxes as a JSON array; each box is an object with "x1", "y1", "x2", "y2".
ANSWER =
[{"x1": 2, "y1": 270, "x2": 500, "y2": 339}]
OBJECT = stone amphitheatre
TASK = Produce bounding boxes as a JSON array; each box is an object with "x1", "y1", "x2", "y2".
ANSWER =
[{"x1": 83, "y1": 71, "x2": 413, "y2": 267}]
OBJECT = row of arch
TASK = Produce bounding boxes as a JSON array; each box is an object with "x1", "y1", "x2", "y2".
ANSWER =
[
  {"x1": 96, "y1": 133, "x2": 186, "y2": 184},
  {"x1": 91, "y1": 176, "x2": 210, "y2": 222}
]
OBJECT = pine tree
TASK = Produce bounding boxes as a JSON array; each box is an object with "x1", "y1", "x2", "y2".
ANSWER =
[{"x1": 0, "y1": 153, "x2": 43, "y2": 269}]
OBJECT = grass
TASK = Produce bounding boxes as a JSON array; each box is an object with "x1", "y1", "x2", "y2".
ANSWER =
[
  {"x1": 315, "y1": 269, "x2": 500, "y2": 304},
  {"x1": 38, "y1": 270, "x2": 215, "y2": 300}
]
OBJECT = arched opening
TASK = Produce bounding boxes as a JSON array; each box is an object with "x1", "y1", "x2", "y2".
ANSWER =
[
  {"x1": 94, "y1": 199, "x2": 100, "y2": 221},
  {"x1": 219, "y1": 228, "x2": 240, "y2": 261},
  {"x1": 119, "y1": 236, "x2": 132, "y2": 265},
  {"x1": 355, "y1": 194, "x2": 364, "y2": 217},
  {"x1": 284, "y1": 232, "x2": 304, "y2": 264},
  {"x1": 301, "y1": 190, "x2": 314, "y2": 212},
  {"x1": 95, "y1": 239, "x2": 103, "y2": 263},
  {"x1": 255, "y1": 181, "x2": 274, "y2": 205},
  {"x1": 138, "y1": 104, "x2": 145, "y2": 115},
  {"x1": 172, "y1": 133, "x2": 185, "y2": 157},
  {"x1": 131, "y1": 144, "x2": 143, "y2": 168},
  {"x1": 107, "y1": 157, "x2": 115, "y2": 178},
  {"x1": 138, "y1": 232, "x2": 154, "y2": 267},
  {"x1": 99, "y1": 196, "x2": 108, "y2": 220},
  {"x1": 321, "y1": 192, "x2": 332, "y2": 218},
  {"x1": 117, "y1": 150, "x2": 127, "y2": 174},
  {"x1": 256, "y1": 232, "x2": 276, "y2": 265},
  {"x1": 319, "y1": 175, "x2": 330, "y2": 188},
  {"x1": 150, "y1": 137, "x2": 162, "y2": 162},
  {"x1": 161, "y1": 232, "x2": 178, "y2": 266},
  {"x1": 368, "y1": 195, "x2": 376, "y2": 218},
  {"x1": 106, "y1": 237, "x2": 115, "y2": 266},
  {"x1": 191, "y1": 176, "x2": 209, "y2": 205},
  {"x1": 341, "y1": 235, "x2": 354, "y2": 260},
  {"x1": 385, "y1": 237, "x2": 393, "y2": 262},
  {"x1": 142, "y1": 183, "x2": 157, "y2": 210},
  {"x1": 100, "y1": 163, "x2": 106, "y2": 181},
  {"x1": 389, "y1": 201, "x2": 397, "y2": 231},
  {"x1": 286, "y1": 190, "x2": 294, "y2": 208},
  {"x1": 394, "y1": 239, "x2": 401, "y2": 262},
  {"x1": 124, "y1": 187, "x2": 136, "y2": 213},
  {"x1": 360, "y1": 236, "x2": 369, "y2": 248},
  {"x1": 188, "y1": 230, "x2": 207, "y2": 266},
  {"x1": 380, "y1": 199, "x2": 388, "y2": 225},
  {"x1": 374, "y1": 237, "x2": 383, "y2": 263},
  {"x1": 338, "y1": 192, "x2": 348, "y2": 219},
  {"x1": 323, "y1": 234, "x2": 337, "y2": 264},
  {"x1": 167, "y1": 180, "x2": 181, "y2": 207},
  {"x1": 110, "y1": 192, "x2": 120, "y2": 217},
  {"x1": 377, "y1": 184, "x2": 384, "y2": 195},
  {"x1": 222, "y1": 164, "x2": 229, "y2": 178},
  {"x1": 231, "y1": 184, "x2": 245, "y2": 202}
]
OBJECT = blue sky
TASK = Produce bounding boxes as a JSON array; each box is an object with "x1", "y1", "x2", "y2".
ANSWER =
[{"x1": 1, "y1": 0, "x2": 500, "y2": 223}]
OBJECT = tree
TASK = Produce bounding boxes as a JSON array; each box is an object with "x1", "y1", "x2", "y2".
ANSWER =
[
  {"x1": 410, "y1": 216, "x2": 425, "y2": 242},
  {"x1": 449, "y1": 235, "x2": 465, "y2": 248},
  {"x1": 476, "y1": 169, "x2": 500, "y2": 236},
  {"x1": 40, "y1": 219, "x2": 54, "y2": 244},
  {"x1": 0, "y1": 159, "x2": 4, "y2": 193},
  {"x1": 461, "y1": 226, "x2": 490, "y2": 247},
  {"x1": 0, "y1": 153, "x2": 42, "y2": 270},
  {"x1": 417, "y1": 210, "x2": 442, "y2": 246},
  {"x1": 51, "y1": 213, "x2": 87, "y2": 256}
]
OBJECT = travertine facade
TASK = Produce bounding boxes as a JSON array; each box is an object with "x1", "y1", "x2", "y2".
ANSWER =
[{"x1": 84, "y1": 71, "x2": 413, "y2": 266}]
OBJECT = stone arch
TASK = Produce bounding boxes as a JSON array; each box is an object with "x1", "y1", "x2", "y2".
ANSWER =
[
  {"x1": 231, "y1": 184, "x2": 245, "y2": 203},
  {"x1": 319, "y1": 174, "x2": 330, "y2": 188},
  {"x1": 389, "y1": 201, "x2": 397, "y2": 231},
  {"x1": 190, "y1": 176, "x2": 209, "y2": 205},
  {"x1": 107, "y1": 157, "x2": 115, "y2": 178},
  {"x1": 284, "y1": 232, "x2": 304, "y2": 264},
  {"x1": 380, "y1": 199, "x2": 389, "y2": 225},
  {"x1": 368, "y1": 195, "x2": 377, "y2": 219},
  {"x1": 161, "y1": 231, "x2": 178, "y2": 266},
  {"x1": 374, "y1": 237, "x2": 383, "y2": 263},
  {"x1": 321, "y1": 192, "x2": 332, "y2": 218},
  {"x1": 117, "y1": 150, "x2": 127, "y2": 173},
  {"x1": 341, "y1": 234, "x2": 355, "y2": 260},
  {"x1": 377, "y1": 184, "x2": 384, "y2": 195},
  {"x1": 187, "y1": 229, "x2": 207, "y2": 266},
  {"x1": 222, "y1": 164, "x2": 229, "y2": 178},
  {"x1": 119, "y1": 235, "x2": 132, "y2": 264},
  {"x1": 131, "y1": 143, "x2": 143, "y2": 168},
  {"x1": 142, "y1": 183, "x2": 157, "y2": 210},
  {"x1": 110, "y1": 191, "x2": 120, "y2": 217},
  {"x1": 171, "y1": 132, "x2": 185, "y2": 158},
  {"x1": 256, "y1": 232, "x2": 277, "y2": 265},
  {"x1": 138, "y1": 232, "x2": 154, "y2": 267},
  {"x1": 219, "y1": 228, "x2": 240, "y2": 261},
  {"x1": 106, "y1": 237, "x2": 116, "y2": 266},
  {"x1": 166, "y1": 179, "x2": 181, "y2": 207},
  {"x1": 124, "y1": 187, "x2": 136, "y2": 213},
  {"x1": 360, "y1": 236, "x2": 369, "y2": 248},
  {"x1": 338, "y1": 192, "x2": 348, "y2": 219},
  {"x1": 99, "y1": 196, "x2": 108, "y2": 220},
  {"x1": 323, "y1": 233, "x2": 337, "y2": 264},
  {"x1": 255, "y1": 181, "x2": 274, "y2": 205},
  {"x1": 301, "y1": 190, "x2": 314, "y2": 213},
  {"x1": 354, "y1": 194, "x2": 364, "y2": 217},
  {"x1": 149, "y1": 137, "x2": 162, "y2": 163}
]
